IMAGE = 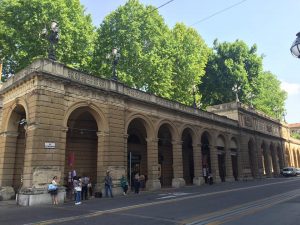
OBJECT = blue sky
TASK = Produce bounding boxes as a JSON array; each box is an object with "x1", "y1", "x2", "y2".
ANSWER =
[{"x1": 80, "y1": 0, "x2": 300, "y2": 123}]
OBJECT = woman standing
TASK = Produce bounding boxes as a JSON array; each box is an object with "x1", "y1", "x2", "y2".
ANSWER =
[
  {"x1": 73, "y1": 176, "x2": 82, "y2": 205},
  {"x1": 50, "y1": 176, "x2": 59, "y2": 205}
]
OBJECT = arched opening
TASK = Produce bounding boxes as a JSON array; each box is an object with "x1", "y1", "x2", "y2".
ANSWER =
[
  {"x1": 285, "y1": 150, "x2": 291, "y2": 167},
  {"x1": 181, "y1": 129, "x2": 194, "y2": 185},
  {"x1": 261, "y1": 142, "x2": 268, "y2": 176},
  {"x1": 248, "y1": 139, "x2": 256, "y2": 178},
  {"x1": 65, "y1": 107, "x2": 98, "y2": 192},
  {"x1": 270, "y1": 144, "x2": 276, "y2": 174},
  {"x1": 127, "y1": 118, "x2": 147, "y2": 188},
  {"x1": 216, "y1": 135, "x2": 226, "y2": 182},
  {"x1": 277, "y1": 146, "x2": 284, "y2": 170},
  {"x1": 158, "y1": 124, "x2": 173, "y2": 187},
  {"x1": 7, "y1": 105, "x2": 27, "y2": 192},
  {"x1": 201, "y1": 132, "x2": 211, "y2": 183},
  {"x1": 230, "y1": 138, "x2": 238, "y2": 181}
]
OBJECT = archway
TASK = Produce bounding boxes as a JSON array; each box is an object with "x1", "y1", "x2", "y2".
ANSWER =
[
  {"x1": 230, "y1": 138, "x2": 238, "y2": 181},
  {"x1": 158, "y1": 124, "x2": 173, "y2": 187},
  {"x1": 181, "y1": 128, "x2": 194, "y2": 185},
  {"x1": 65, "y1": 107, "x2": 98, "y2": 188},
  {"x1": 127, "y1": 118, "x2": 148, "y2": 188},
  {"x1": 285, "y1": 150, "x2": 291, "y2": 167},
  {"x1": 261, "y1": 142, "x2": 268, "y2": 176},
  {"x1": 277, "y1": 145, "x2": 284, "y2": 170},
  {"x1": 6, "y1": 105, "x2": 27, "y2": 192},
  {"x1": 201, "y1": 131, "x2": 211, "y2": 183},
  {"x1": 216, "y1": 135, "x2": 226, "y2": 182}
]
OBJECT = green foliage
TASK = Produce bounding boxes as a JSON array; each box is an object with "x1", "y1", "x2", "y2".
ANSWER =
[
  {"x1": 170, "y1": 23, "x2": 209, "y2": 105},
  {"x1": 291, "y1": 133, "x2": 300, "y2": 140},
  {"x1": 254, "y1": 71, "x2": 287, "y2": 119},
  {"x1": 92, "y1": 0, "x2": 174, "y2": 98},
  {"x1": 199, "y1": 39, "x2": 263, "y2": 107},
  {"x1": 0, "y1": 0, "x2": 95, "y2": 75}
]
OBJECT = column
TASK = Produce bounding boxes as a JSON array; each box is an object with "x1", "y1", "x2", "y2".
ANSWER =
[
  {"x1": 224, "y1": 135, "x2": 234, "y2": 182},
  {"x1": 193, "y1": 143, "x2": 204, "y2": 185},
  {"x1": 171, "y1": 140, "x2": 185, "y2": 188},
  {"x1": 146, "y1": 138, "x2": 161, "y2": 190},
  {"x1": 95, "y1": 131, "x2": 109, "y2": 191}
]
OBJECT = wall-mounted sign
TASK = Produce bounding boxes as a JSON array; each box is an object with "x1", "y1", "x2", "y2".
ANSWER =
[{"x1": 45, "y1": 142, "x2": 55, "y2": 149}]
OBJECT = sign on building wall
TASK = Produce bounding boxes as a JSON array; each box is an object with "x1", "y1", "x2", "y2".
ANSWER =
[{"x1": 44, "y1": 142, "x2": 55, "y2": 149}]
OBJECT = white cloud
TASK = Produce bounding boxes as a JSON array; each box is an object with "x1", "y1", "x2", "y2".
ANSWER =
[{"x1": 281, "y1": 81, "x2": 300, "y2": 96}]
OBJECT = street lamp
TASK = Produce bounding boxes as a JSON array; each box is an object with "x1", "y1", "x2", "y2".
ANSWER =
[
  {"x1": 106, "y1": 48, "x2": 120, "y2": 81},
  {"x1": 290, "y1": 32, "x2": 300, "y2": 58},
  {"x1": 232, "y1": 84, "x2": 241, "y2": 103},
  {"x1": 41, "y1": 21, "x2": 59, "y2": 61}
]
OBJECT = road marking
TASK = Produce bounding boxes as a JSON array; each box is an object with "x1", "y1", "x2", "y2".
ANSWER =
[
  {"x1": 184, "y1": 189, "x2": 300, "y2": 225},
  {"x1": 157, "y1": 192, "x2": 191, "y2": 199},
  {"x1": 25, "y1": 179, "x2": 299, "y2": 225}
]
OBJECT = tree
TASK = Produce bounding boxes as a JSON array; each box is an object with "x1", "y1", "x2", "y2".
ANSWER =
[
  {"x1": 200, "y1": 39, "x2": 263, "y2": 107},
  {"x1": 92, "y1": 0, "x2": 174, "y2": 98},
  {"x1": 0, "y1": 0, "x2": 95, "y2": 78},
  {"x1": 253, "y1": 71, "x2": 287, "y2": 119},
  {"x1": 170, "y1": 23, "x2": 209, "y2": 105}
]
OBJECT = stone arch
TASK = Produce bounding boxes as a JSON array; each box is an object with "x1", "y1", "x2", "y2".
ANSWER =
[
  {"x1": 64, "y1": 102, "x2": 107, "y2": 190},
  {"x1": 4, "y1": 98, "x2": 29, "y2": 132},
  {"x1": 276, "y1": 143, "x2": 284, "y2": 170},
  {"x1": 248, "y1": 138, "x2": 257, "y2": 178},
  {"x1": 270, "y1": 142, "x2": 280, "y2": 176},
  {"x1": 63, "y1": 101, "x2": 108, "y2": 132},
  {"x1": 2, "y1": 102, "x2": 28, "y2": 191},
  {"x1": 156, "y1": 120, "x2": 178, "y2": 187},
  {"x1": 293, "y1": 149, "x2": 298, "y2": 167},
  {"x1": 181, "y1": 127, "x2": 195, "y2": 185},
  {"x1": 200, "y1": 130, "x2": 213, "y2": 180},
  {"x1": 216, "y1": 134, "x2": 226, "y2": 182},
  {"x1": 285, "y1": 148, "x2": 291, "y2": 167},
  {"x1": 126, "y1": 114, "x2": 154, "y2": 188},
  {"x1": 260, "y1": 141, "x2": 269, "y2": 176},
  {"x1": 230, "y1": 137, "x2": 239, "y2": 180}
]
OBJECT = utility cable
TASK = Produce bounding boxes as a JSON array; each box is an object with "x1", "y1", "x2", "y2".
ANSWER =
[{"x1": 191, "y1": 0, "x2": 247, "y2": 26}]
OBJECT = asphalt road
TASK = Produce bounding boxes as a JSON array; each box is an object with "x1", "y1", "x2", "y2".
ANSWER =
[{"x1": 1, "y1": 177, "x2": 300, "y2": 225}]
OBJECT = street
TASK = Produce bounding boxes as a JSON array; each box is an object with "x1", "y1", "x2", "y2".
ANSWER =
[{"x1": 1, "y1": 177, "x2": 300, "y2": 225}]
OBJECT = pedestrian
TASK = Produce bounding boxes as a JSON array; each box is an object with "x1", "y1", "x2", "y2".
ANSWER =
[
  {"x1": 120, "y1": 175, "x2": 128, "y2": 195},
  {"x1": 73, "y1": 176, "x2": 82, "y2": 205},
  {"x1": 134, "y1": 173, "x2": 140, "y2": 194},
  {"x1": 81, "y1": 175, "x2": 90, "y2": 200},
  {"x1": 88, "y1": 178, "x2": 93, "y2": 198},
  {"x1": 48, "y1": 176, "x2": 59, "y2": 205},
  {"x1": 104, "y1": 171, "x2": 113, "y2": 197}
]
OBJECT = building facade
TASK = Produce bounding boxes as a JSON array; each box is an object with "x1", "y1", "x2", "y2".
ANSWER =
[{"x1": 0, "y1": 59, "x2": 299, "y2": 205}]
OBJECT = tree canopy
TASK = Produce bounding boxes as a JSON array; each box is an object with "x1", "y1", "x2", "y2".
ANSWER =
[
  {"x1": 0, "y1": 0, "x2": 95, "y2": 77},
  {"x1": 0, "y1": 0, "x2": 287, "y2": 119}
]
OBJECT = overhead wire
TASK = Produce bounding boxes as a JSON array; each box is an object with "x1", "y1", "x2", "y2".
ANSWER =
[{"x1": 190, "y1": 0, "x2": 247, "y2": 26}]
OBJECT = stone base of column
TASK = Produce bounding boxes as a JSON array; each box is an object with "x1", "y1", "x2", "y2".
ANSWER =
[
  {"x1": 0, "y1": 186, "x2": 15, "y2": 201},
  {"x1": 172, "y1": 178, "x2": 185, "y2": 188},
  {"x1": 193, "y1": 177, "x2": 205, "y2": 186},
  {"x1": 146, "y1": 179, "x2": 161, "y2": 191},
  {"x1": 17, "y1": 187, "x2": 66, "y2": 206},
  {"x1": 225, "y1": 176, "x2": 235, "y2": 182}
]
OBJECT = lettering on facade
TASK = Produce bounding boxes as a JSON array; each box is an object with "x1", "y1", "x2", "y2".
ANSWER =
[
  {"x1": 244, "y1": 116, "x2": 253, "y2": 127},
  {"x1": 67, "y1": 70, "x2": 107, "y2": 89},
  {"x1": 123, "y1": 87, "x2": 150, "y2": 101}
]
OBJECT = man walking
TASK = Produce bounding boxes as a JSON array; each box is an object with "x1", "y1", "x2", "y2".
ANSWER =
[{"x1": 104, "y1": 171, "x2": 113, "y2": 197}]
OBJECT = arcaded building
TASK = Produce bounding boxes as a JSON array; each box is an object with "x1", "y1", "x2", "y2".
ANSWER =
[{"x1": 0, "y1": 59, "x2": 299, "y2": 205}]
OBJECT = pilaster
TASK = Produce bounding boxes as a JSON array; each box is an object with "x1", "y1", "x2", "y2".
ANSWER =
[
  {"x1": 171, "y1": 140, "x2": 185, "y2": 188},
  {"x1": 146, "y1": 138, "x2": 161, "y2": 190}
]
